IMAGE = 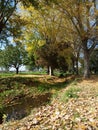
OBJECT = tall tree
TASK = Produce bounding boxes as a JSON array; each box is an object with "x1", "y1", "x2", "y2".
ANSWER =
[
  {"x1": 48, "y1": 0, "x2": 98, "y2": 78},
  {"x1": 0, "y1": 43, "x2": 27, "y2": 74},
  {"x1": 19, "y1": 4, "x2": 73, "y2": 75}
]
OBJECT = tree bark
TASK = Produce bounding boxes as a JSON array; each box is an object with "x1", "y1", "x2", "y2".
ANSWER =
[
  {"x1": 16, "y1": 67, "x2": 19, "y2": 74},
  {"x1": 0, "y1": 22, "x2": 5, "y2": 34},
  {"x1": 71, "y1": 57, "x2": 75, "y2": 74},
  {"x1": 0, "y1": 27, "x2": 3, "y2": 34},
  {"x1": 71, "y1": 57, "x2": 79, "y2": 75},
  {"x1": 76, "y1": 58, "x2": 79, "y2": 75},
  {"x1": 49, "y1": 66, "x2": 52, "y2": 76},
  {"x1": 47, "y1": 66, "x2": 49, "y2": 75},
  {"x1": 83, "y1": 49, "x2": 90, "y2": 78},
  {"x1": 48, "y1": 66, "x2": 54, "y2": 76}
]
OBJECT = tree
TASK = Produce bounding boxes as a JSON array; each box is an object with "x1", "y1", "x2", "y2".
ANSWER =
[
  {"x1": 0, "y1": 49, "x2": 9, "y2": 71},
  {"x1": 0, "y1": 43, "x2": 27, "y2": 74},
  {"x1": 26, "y1": 54, "x2": 35, "y2": 71},
  {"x1": 70, "y1": 36, "x2": 81, "y2": 75},
  {"x1": 47, "y1": 0, "x2": 98, "y2": 78},
  {"x1": 0, "y1": 0, "x2": 44, "y2": 72},
  {"x1": 19, "y1": 4, "x2": 73, "y2": 75},
  {"x1": 37, "y1": 43, "x2": 69, "y2": 75}
]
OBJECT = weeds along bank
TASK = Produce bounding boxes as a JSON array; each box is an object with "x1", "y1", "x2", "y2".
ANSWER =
[{"x1": 0, "y1": 75, "x2": 72, "y2": 123}]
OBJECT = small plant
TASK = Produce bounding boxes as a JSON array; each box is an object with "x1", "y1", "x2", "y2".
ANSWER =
[
  {"x1": 38, "y1": 85, "x2": 47, "y2": 92},
  {"x1": 37, "y1": 83, "x2": 51, "y2": 92},
  {"x1": 61, "y1": 87, "x2": 81, "y2": 102}
]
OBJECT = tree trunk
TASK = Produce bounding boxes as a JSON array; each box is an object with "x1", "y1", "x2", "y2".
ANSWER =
[
  {"x1": 51, "y1": 67, "x2": 54, "y2": 76},
  {"x1": 16, "y1": 67, "x2": 19, "y2": 74},
  {"x1": 0, "y1": 27, "x2": 3, "y2": 34},
  {"x1": 0, "y1": 22, "x2": 4, "y2": 34},
  {"x1": 47, "y1": 66, "x2": 49, "y2": 75},
  {"x1": 76, "y1": 58, "x2": 79, "y2": 75},
  {"x1": 48, "y1": 66, "x2": 54, "y2": 76},
  {"x1": 83, "y1": 50, "x2": 90, "y2": 78},
  {"x1": 47, "y1": 66, "x2": 51, "y2": 75},
  {"x1": 72, "y1": 58, "x2": 75, "y2": 74}
]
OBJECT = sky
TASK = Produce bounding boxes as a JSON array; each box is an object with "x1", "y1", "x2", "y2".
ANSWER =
[{"x1": 9, "y1": 65, "x2": 27, "y2": 72}]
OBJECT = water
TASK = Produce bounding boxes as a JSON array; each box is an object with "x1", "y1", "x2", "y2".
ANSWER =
[{"x1": 1, "y1": 93, "x2": 51, "y2": 123}]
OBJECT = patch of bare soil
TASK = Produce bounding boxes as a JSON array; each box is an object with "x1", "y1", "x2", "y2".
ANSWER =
[{"x1": 0, "y1": 76, "x2": 98, "y2": 130}]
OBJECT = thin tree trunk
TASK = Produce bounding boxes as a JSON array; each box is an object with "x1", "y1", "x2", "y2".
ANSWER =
[
  {"x1": 49, "y1": 66, "x2": 52, "y2": 76},
  {"x1": 51, "y1": 67, "x2": 54, "y2": 75},
  {"x1": 47, "y1": 66, "x2": 49, "y2": 75},
  {"x1": 0, "y1": 22, "x2": 4, "y2": 34},
  {"x1": 76, "y1": 58, "x2": 79, "y2": 75},
  {"x1": 71, "y1": 57, "x2": 75, "y2": 74},
  {"x1": 16, "y1": 67, "x2": 19, "y2": 74},
  {"x1": 48, "y1": 66, "x2": 54, "y2": 76}
]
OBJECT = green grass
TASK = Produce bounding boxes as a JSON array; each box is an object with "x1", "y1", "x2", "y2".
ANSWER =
[
  {"x1": 0, "y1": 76, "x2": 68, "y2": 108},
  {"x1": 19, "y1": 70, "x2": 47, "y2": 75},
  {"x1": 60, "y1": 86, "x2": 81, "y2": 102},
  {"x1": 0, "y1": 70, "x2": 47, "y2": 78},
  {"x1": 0, "y1": 72, "x2": 15, "y2": 77},
  {"x1": 0, "y1": 73, "x2": 76, "y2": 121}
]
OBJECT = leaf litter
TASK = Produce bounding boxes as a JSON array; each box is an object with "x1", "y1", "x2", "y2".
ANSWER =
[{"x1": 0, "y1": 76, "x2": 98, "y2": 130}]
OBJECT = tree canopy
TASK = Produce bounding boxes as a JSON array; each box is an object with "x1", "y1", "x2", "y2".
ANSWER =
[
  {"x1": 0, "y1": 0, "x2": 98, "y2": 78},
  {"x1": 0, "y1": 43, "x2": 27, "y2": 73}
]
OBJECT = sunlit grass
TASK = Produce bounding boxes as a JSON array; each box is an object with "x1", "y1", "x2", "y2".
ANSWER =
[
  {"x1": 60, "y1": 86, "x2": 81, "y2": 102},
  {"x1": 0, "y1": 72, "x2": 15, "y2": 77},
  {"x1": 0, "y1": 76, "x2": 68, "y2": 108}
]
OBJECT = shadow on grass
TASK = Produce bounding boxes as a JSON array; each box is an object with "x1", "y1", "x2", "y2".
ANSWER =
[
  {"x1": 0, "y1": 76, "x2": 76, "y2": 123},
  {"x1": 0, "y1": 76, "x2": 72, "y2": 92}
]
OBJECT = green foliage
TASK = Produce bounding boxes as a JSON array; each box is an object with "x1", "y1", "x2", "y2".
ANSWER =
[
  {"x1": 22, "y1": 0, "x2": 39, "y2": 8},
  {"x1": 0, "y1": 0, "x2": 98, "y2": 79},
  {"x1": 61, "y1": 87, "x2": 81, "y2": 102},
  {"x1": 65, "y1": 87, "x2": 80, "y2": 98},
  {"x1": 38, "y1": 85, "x2": 47, "y2": 92},
  {"x1": 25, "y1": 54, "x2": 35, "y2": 71},
  {"x1": 0, "y1": 43, "x2": 28, "y2": 73},
  {"x1": 0, "y1": 75, "x2": 70, "y2": 109},
  {"x1": 37, "y1": 43, "x2": 69, "y2": 73}
]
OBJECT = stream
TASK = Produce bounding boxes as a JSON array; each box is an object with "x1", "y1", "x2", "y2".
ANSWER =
[{"x1": 0, "y1": 93, "x2": 51, "y2": 123}]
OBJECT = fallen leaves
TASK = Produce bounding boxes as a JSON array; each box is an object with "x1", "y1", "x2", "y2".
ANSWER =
[{"x1": 0, "y1": 77, "x2": 98, "y2": 130}]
